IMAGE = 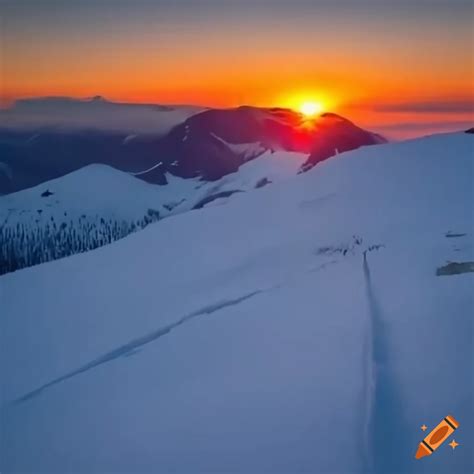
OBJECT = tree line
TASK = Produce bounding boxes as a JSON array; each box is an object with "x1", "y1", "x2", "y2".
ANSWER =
[{"x1": 0, "y1": 209, "x2": 160, "y2": 275}]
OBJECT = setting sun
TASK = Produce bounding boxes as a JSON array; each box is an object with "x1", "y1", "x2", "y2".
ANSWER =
[{"x1": 300, "y1": 101, "x2": 324, "y2": 117}]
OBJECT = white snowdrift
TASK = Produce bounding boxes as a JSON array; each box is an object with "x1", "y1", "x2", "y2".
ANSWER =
[{"x1": 1, "y1": 133, "x2": 472, "y2": 473}]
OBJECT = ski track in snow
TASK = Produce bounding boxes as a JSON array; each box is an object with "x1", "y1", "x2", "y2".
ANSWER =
[
  {"x1": 9, "y1": 289, "x2": 266, "y2": 405},
  {"x1": 362, "y1": 251, "x2": 410, "y2": 473},
  {"x1": 8, "y1": 255, "x2": 338, "y2": 406},
  {"x1": 360, "y1": 252, "x2": 375, "y2": 471},
  {"x1": 8, "y1": 248, "x2": 342, "y2": 407}
]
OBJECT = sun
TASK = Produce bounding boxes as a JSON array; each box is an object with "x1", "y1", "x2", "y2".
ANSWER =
[{"x1": 300, "y1": 101, "x2": 323, "y2": 117}]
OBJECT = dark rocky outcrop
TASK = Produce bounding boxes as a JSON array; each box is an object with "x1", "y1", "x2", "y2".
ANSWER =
[
  {"x1": 304, "y1": 113, "x2": 385, "y2": 169},
  {"x1": 436, "y1": 261, "x2": 474, "y2": 276}
]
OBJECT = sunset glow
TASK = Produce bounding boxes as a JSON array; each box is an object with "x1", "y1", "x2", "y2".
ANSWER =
[
  {"x1": 2, "y1": 1, "x2": 473, "y2": 138},
  {"x1": 300, "y1": 101, "x2": 324, "y2": 117}
]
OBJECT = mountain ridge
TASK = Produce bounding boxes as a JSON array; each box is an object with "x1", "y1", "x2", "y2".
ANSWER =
[{"x1": 0, "y1": 99, "x2": 384, "y2": 194}]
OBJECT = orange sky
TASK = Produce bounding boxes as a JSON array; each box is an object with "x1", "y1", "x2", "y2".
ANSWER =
[{"x1": 2, "y1": 1, "x2": 473, "y2": 136}]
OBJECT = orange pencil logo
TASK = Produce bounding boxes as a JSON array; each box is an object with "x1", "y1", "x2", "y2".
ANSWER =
[{"x1": 415, "y1": 415, "x2": 459, "y2": 459}]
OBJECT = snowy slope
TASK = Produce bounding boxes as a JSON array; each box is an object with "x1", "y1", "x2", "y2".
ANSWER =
[
  {"x1": 0, "y1": 151, "x2": 308, "y2": 274},
  {"x1": 171, "y1": 150, "x2": 307, "y2": 212},
  {"x1": 0, "y1": 164, "x2": 164, "y2": 224},
  {"x1": 1, "y1": 133, "x2": 472, "y2": 473}
]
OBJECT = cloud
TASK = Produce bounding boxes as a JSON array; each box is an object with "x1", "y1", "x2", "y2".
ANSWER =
[
  {"x1": 373, "y1": 100, "x2": 474, "y2": 114},
  {"x1": 0, "y1": 96, "x2": 203, "y2": 134},
  {"x1": 373, "y1": 120, "x2": 473, "y2": 131},
  {"x1": 368, "y1": 119, "x2": 473, "y2": 140}
]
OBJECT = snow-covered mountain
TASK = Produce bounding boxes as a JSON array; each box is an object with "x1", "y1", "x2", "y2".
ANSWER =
[
  {"x1": 1, "y1": 132, "x2": 472, "y2": 473},
  {"x1": 0, "y1": 165, "x2": 163, "y2": 274},
  {"x1": 0, "y1": 99, "x2": 384, "y2": 194},
  {"x1": 0, "y1": 151, "x2": 307, "y2": 274}
]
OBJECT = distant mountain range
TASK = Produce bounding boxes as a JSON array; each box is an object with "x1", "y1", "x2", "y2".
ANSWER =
[{"x1": 0, "y1": 97, "x2": 385, "y2": 194}]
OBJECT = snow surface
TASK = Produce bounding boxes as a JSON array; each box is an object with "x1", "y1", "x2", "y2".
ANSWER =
[
  {"x1": 0, "y1": 164, "x2": 165, "y2": 227},
  {"x1": 210, "y1": 132, "x2": 269, "y2": 160},
  {"x1": 1, "y1": 133, "x2": 472, "y2": 473},
  {"x1": 171, "y1": 150, "x2": 308, "y2": 214}
]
